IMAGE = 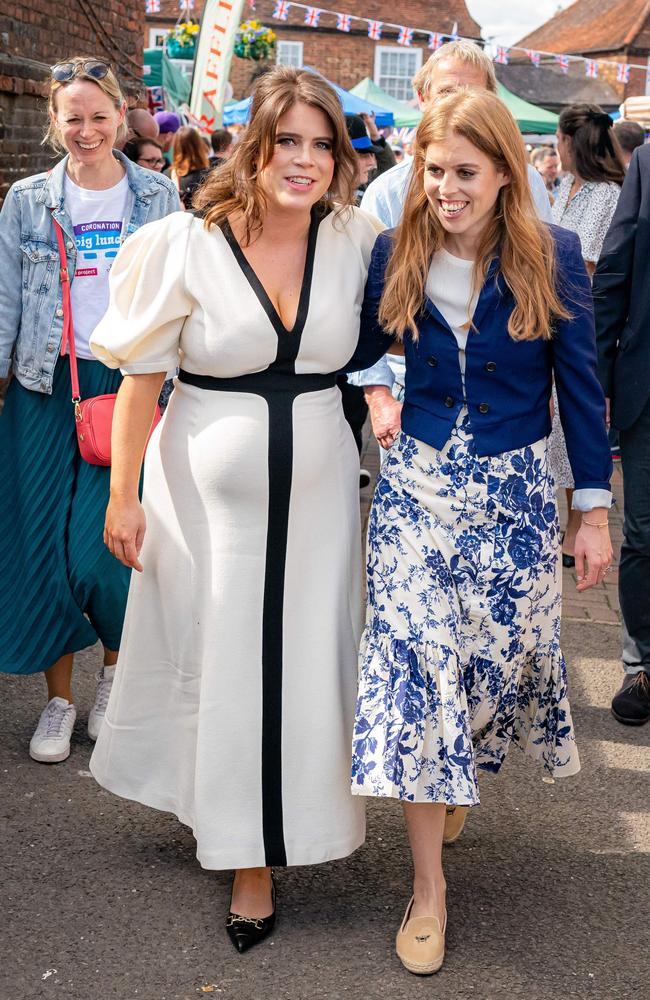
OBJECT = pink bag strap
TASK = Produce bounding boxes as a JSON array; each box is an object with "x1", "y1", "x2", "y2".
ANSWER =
[{"x1": 51, "y1": 216, "x2": 81, "y2": 407}]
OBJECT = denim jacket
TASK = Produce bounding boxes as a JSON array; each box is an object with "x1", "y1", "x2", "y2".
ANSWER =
[{"x1": 0, "y1": 150, "x2": 181, "y2": 392}]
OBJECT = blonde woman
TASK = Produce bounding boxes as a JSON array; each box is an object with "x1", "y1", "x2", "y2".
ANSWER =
[
  {"x1": 88, "y1": 68, "x2": 388, "y2": 953},
  {"x1": 352, "y1": 90, "x2": 613, "y2": 974},
  {"x1": 0, "y1": 57, "x2": 178, "y2": 763}
]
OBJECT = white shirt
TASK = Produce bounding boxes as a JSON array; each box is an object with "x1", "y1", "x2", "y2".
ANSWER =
[
  {"x1": 65, "y1": 174, "x2": 129, "y2": 359},
  {"x1": 425, "y1": 248, "x2": 477, "y2": 383}
]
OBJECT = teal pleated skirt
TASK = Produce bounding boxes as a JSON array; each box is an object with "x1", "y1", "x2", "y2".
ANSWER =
[{"x1": 0, "y1": 357, "x2": 130, "y2": 674}]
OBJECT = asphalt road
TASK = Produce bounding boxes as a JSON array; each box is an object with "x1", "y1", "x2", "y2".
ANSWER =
[{"x1": 2, "y1": 615, "x2": 649, "y2": 1000}]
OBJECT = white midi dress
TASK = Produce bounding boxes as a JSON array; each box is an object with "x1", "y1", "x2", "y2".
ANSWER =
[{"x1": 89, "y1": 206, "x2": 382, "y2": 869}]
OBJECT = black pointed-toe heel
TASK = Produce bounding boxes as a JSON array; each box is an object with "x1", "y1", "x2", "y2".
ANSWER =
[{"x1": 225, "y1": 876, "x2": 276, "y2": 954}]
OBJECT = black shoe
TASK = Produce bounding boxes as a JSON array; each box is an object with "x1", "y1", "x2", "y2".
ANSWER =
[
  {"x1": 611, "y1": 671, "x2": 650, "y2": 726},
  {"x1": 225, "y1": 876, "x2": 276, "y2": 953},
  {"x1": 359, "y1": 468, "x2": 371, "y2": 489}
]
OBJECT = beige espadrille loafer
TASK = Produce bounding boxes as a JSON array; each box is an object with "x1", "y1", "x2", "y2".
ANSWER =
[
  {"x1": 443, "y1": 805, "x2": 469, "y2": 844},
  {"x1": 395, "y1": 896, "x2": 446, "y2": 975}
]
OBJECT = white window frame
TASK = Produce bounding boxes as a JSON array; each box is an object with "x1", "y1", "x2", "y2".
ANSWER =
[
  {"x1": 373, "y1": 45, "x2": 422, "y2": 103},
  {"x1": 276, "y1": 40, "x2": 304, "y2": 68},
  {"x1": 148, "y1": 28, "x2": 168, "y2": 49}
]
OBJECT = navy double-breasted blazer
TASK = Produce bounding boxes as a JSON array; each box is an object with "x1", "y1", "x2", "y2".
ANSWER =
[{"x1": 346, "y1": 224, "x2": 611, "y2": 494}]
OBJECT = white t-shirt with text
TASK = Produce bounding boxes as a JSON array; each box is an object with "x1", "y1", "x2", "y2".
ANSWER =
[{"x1": 64, "y1": 173, "x2": 129, "y2": 359}]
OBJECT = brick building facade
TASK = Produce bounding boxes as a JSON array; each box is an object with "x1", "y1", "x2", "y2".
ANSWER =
[
  {"x1": 147, "y1": 1, "x2": 482, "y2": 99},
  {"x1": 0, "y1": 2, "x2": 145, "y2": 200}
]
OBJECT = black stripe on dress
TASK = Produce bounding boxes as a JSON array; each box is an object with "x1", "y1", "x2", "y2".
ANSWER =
[{"x1": 218, "y1": 206, "x2": 330, "y2": 866}]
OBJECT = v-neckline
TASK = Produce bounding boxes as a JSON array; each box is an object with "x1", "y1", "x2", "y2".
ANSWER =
[{"x1": 221, "y1": 207, "x2": 325, "y2": 340}]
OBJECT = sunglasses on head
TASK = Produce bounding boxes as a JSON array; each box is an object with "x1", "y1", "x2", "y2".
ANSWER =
[{"x1": 51, "y1": 60, "x2": 111, "y2": 82}]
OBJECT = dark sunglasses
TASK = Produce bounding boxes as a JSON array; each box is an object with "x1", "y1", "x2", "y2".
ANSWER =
[{"x1": 51, "y1": 60, "x2": 111, "y2": 82}]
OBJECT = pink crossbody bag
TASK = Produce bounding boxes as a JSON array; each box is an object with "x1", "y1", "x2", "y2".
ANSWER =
[{"x1": 52, "y1": 217, "x2": 160, "y2": 466}]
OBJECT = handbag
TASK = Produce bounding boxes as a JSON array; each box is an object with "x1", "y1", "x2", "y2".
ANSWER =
[{"x1": 52, "y1": 217, "x2": 160, "y2": 466}]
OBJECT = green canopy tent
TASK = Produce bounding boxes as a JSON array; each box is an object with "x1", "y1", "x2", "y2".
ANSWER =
[
  {"x1": 350, "y1": 77, "x2": 422, "y2": 128},
  {"x1": 497, "y1": 82, "x2": 558, "y2": 135},
  {"x1": 143, "y1": 47, "x2": 191, "y2": 112}
]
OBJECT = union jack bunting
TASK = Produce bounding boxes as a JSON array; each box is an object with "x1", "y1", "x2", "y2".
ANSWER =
[
  {"x1": 336, "y1": 13, "x2": 351, "y2": 32},
  {"x1": 585, "y1": 60, "x2": 598, "y2": 79},
  {"x1": 428, "y1": 33, "x2": 443, "y2": 51},
  {"x1": 179, "y1": 0, "x2": 194, "y2": 8},
  {"x1": 304, "y1": 6, "x2": 320, "y2": 27},
  {"x1": 495, "y1": 46, "x2": 509, "y2": 65},
  {"x1": 397, "y1": 26, "x2": 413, "y2": 47},
  {"x1": 526, "y1": 49, "x2": 541, "y2": 67},
  {"x1": 145, "y1": 0, "x2": 160, "y2": 11},
  {"x1": 617, "y1": 63, "x2": 630, "y2": 83},
  {"x1": 555, "y1": 54, "x2": 570, "y2": 73},
  {"x1": 367, "y1": 20, "x2": 382, "y2": 41},
  {"x1": 272, "y1": 1, "x2": 290, "y2": 20}
]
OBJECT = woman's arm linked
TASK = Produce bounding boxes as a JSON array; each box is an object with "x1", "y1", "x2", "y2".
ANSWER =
[{"x1": 104, "y1": 372, "x2": 165, "y2": 572}]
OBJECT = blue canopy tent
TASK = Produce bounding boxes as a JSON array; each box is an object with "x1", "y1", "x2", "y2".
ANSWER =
[{"x1": 224, "y1": 71, "x2": 394, "y2": 127}]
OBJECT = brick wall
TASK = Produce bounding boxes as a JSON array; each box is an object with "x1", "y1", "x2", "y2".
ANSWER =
[{"x1": 0, "y1": 2, "x2": 146, "y2": 200}]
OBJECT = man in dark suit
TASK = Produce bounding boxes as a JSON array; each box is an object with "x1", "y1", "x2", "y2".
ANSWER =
[{"x1": 593, "y1": 142, "x2": 650, "y2": 726}]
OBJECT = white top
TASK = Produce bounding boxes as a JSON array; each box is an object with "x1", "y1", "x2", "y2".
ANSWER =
[
  {"x1": 64, "y1": 174, "x2": 129, "y2": 359},
  {"x1": 425, "y1": 248, "x2": 477, "y2": 379},
  {"x1": 361, "y1": 159, "x2": 553, "y2": 228},
  {"x1": 551, "y1": 174, "x2": 621, "y2": 264},
  {"x1": 90, "y1": 206, "x2": 384, "y2": 376}
]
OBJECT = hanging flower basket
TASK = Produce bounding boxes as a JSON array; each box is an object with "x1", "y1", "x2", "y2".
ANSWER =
[
  {"x1": 166, "y1": 21, "x2": 199, "y2": 60},
  {"x1": 234, "y1": 20, "x2": 276, "y2": 61}
]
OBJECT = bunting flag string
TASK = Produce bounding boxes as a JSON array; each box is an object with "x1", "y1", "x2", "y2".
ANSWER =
[
  {"x1": 272, "y1": 1, "x2": 290, "y2": 20},
  {"x1": 304, "y1": 6, "x2": 321, "y2": 27},
  {"x1": 397, "y1": 27, "x2": 413, "y2": 48},
  {"x1": 617, "y1": 63, "x2": 631, "y2": 84},
  {"x1": 148, "y1": 0, "x2": 648, "y2": 84}
]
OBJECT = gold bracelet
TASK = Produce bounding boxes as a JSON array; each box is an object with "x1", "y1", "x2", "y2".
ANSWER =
[{"x1": 582, "y1": 519, "x2": 609, "y2": 528}]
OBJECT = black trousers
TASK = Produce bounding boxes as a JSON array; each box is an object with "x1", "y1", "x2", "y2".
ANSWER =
[
  {"x1": 619, "y1": 396, "x2": 650, "y2": 675},
  {"x1": 337, "y1": 376, "x2": 367, "y2": 457}
]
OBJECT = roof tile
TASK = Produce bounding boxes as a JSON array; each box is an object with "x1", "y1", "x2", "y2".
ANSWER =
[{"x1": 516, "y1": 0, "x2": 650, "y2": 55}]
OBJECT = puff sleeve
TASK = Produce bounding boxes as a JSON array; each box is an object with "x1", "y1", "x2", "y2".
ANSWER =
[{"x1": 90, "y1": 212, "x2": 193, "y2": 374}]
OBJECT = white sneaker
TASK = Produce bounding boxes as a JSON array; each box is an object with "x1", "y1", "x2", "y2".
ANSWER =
[
  {"x1": 29, "y1": 697, "x2": 76, "y2": 763},
  {"x1": 87, "y1": 665, "x2": 115, "y2": 742}
]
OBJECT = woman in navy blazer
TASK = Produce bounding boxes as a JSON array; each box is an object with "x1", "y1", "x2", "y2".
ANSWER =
[{"x1": 350, "y1": 90, "x2": 613, "y2": 975}]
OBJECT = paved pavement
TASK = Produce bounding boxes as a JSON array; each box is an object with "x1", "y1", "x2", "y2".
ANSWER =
[{"x1": 2, "y1": 447, "x2": 649, "y2": 1000}]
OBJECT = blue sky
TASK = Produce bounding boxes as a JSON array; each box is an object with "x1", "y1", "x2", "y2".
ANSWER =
[{"x1": 466, "y1": 1, "x2": 574, "y2": 46}]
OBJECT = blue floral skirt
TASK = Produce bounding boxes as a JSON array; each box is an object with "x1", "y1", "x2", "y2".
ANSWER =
[{"x1": 352, "y1": 415, "x2": 580, "y2": 805}]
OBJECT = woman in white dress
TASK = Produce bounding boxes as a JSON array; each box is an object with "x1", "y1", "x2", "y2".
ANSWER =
[{"x1": 88, "y1": 68, "x2": 389, "y2": 952}]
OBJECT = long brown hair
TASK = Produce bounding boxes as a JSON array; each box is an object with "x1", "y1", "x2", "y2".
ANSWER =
[
  {"x1": 194, "y1": 67, "x2": 357, "y2": 241},
  {"x1": 172, "y1": 125, "x2": 210, "y2": 177},
  {"x1": 558, "y1": 103, "x2": 626, "y2": 186},
  {"x1": 380, "y1": 89, "x2": 571, "y2": 342}
]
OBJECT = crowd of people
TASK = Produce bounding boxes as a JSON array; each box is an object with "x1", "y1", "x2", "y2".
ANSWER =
[{"x1": 0, "y1": 40, "x2": 647, "y2": 976}]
